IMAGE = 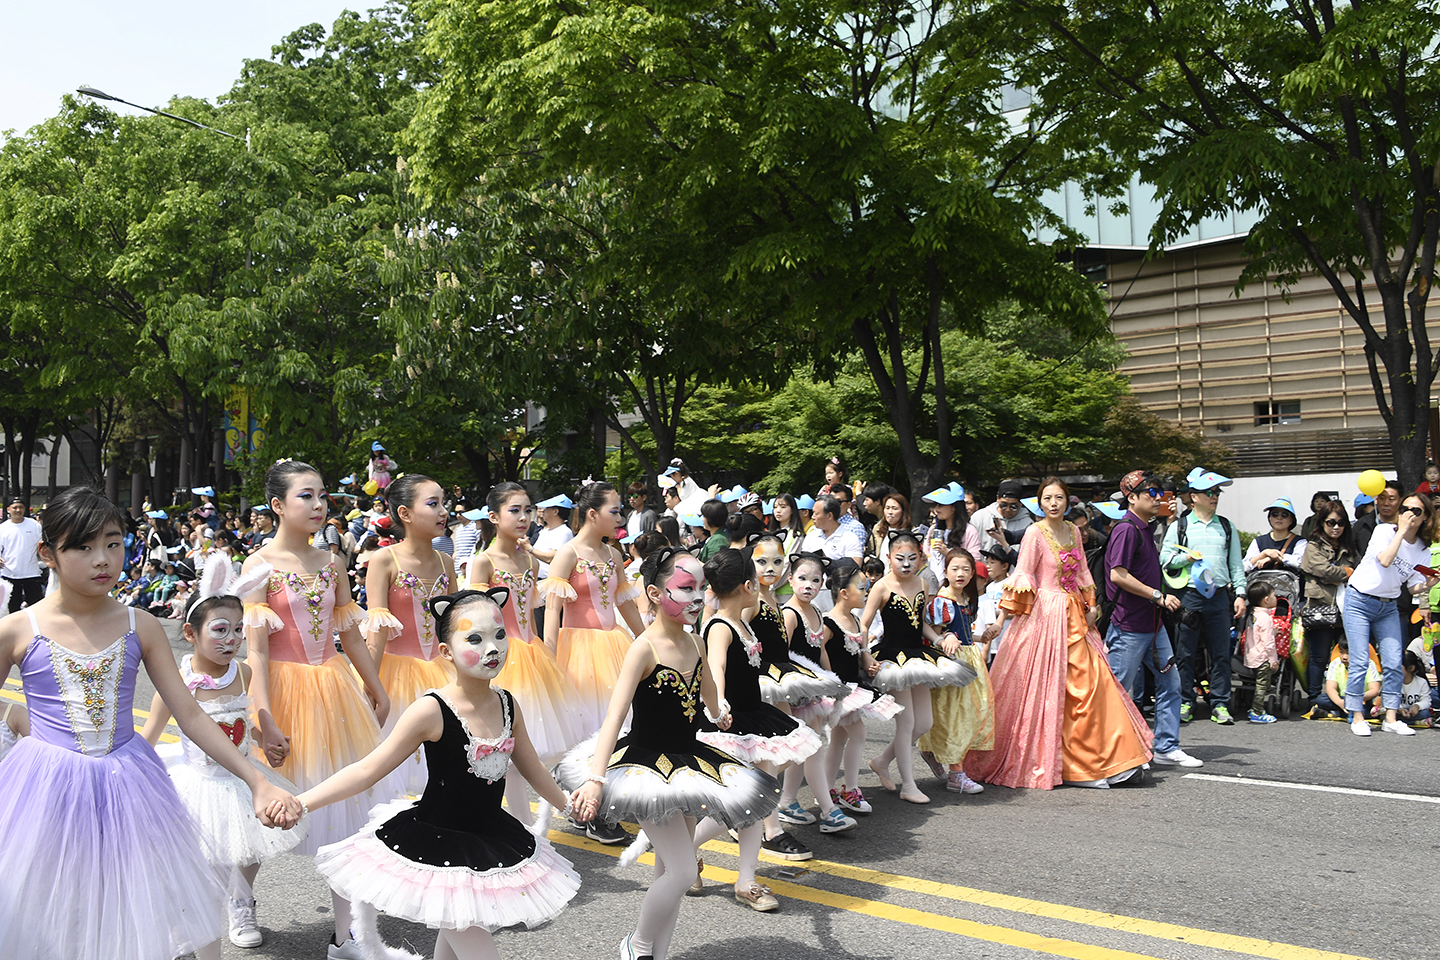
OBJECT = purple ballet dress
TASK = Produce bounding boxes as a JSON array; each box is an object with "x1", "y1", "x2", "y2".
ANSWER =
[{"x1": 0, "y1": 608, "x2": 227, "y2": 960}]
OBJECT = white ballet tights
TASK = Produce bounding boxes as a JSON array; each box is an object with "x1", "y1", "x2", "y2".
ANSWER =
[
  {"x1": 875, "y1": 687, "x2": 933, "y2": 792},
  {"x1": 779, "y1": 738, "x2": 839, "y2": 817},
  {"x1": 503, "y1": 771, "x2": 534, "y2": 826},
  {"x1": 332, "y1": 890, "x2": 354, "y2": 945},
  {"x1": 630, "y1": 817, "x2": 698, "y2": 959},
  {"x1": 826, "y1": 717, "x2": 867, "y2": 791},
  {"x1": 434, "y1": 925, "x2": 500, "y2": 960},
  {"x1": 690, "y1": 817, "x2": 763, "y2": 889}
]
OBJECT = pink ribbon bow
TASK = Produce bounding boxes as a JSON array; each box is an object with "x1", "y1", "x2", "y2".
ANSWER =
[{"x1": 473, "y1": 738, "x2": 514, "y2": 760}]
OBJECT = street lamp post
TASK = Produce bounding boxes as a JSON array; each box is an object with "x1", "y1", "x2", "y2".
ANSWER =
[{"x1": 76, "y1": 86, "x2": 249, "y2": 149}]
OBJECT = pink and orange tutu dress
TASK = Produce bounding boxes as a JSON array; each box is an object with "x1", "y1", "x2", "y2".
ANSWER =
[{"x1": 541, "y1": 553, "x2": 640, "y2": 734}]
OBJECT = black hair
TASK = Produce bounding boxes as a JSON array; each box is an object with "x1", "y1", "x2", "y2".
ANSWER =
[
  {"x1": 703, "y1": 547, "x2": 754, "y2": 598},
  {"x1": 861, "y1": 556, "x2": 885, "y2": 583},
  {"x1": 860, "y1": 482, "x2": 892, "y2": 507},
  {"x1": 1384, "y1": 480, "x2": 1404, "y2": 496},
  {"x1": 264, "y1": 460, "x2": 323, "y2": 516},
  {"x1": 632, "y1": 530, "x2": 671, "y2": 559},
  {"x1": 813, "y1": 495, "x2": 840, "y2": 522},
  {"x1": 724, "y1": 511, "x2": 764, "y2": 543},
  {"x1": 387, "y1": 473, "x2": 440, "y2": 535},
  {"x1": 748, "y1": 532, "x2": 785, "y2": 559},
  {"x1": 825, "y1": 456, "x2": 848, "y2": 481},
  {"x1": 39, "y1": 486, "x2": 126, "y2": 552},
  {"x1": 429, "y1": 588, "x2": 510, "y2": 646},
  {"x1": 700, "y1": 498, "x2": 729, "y2": 531},
  {"x1": 639, "y1": 544, "x2": 701, "y2": 587},
  {"x1": 942, "y1": 549, "x2": 980, "y2": 606},
  {"x1": 1403, "y1": 649, "x2": 1426, "y2": 676},
  {"x1": 827, "y1": 557, "x2": 865, "y2": 603},
  {"x1": 887, "y1": 530, "x2": 922, "y2": 556},
  {"x1": 626, "y1": 480, "x2": 648, "y2": 498},
  {"x1": 183, "y1": 593, "x2": 244, "y2": 630},
  {"x1": 571, "y1": 481, "x2": 618, "y2": 534},
  {"x1": 483, "y1": 481, "x2": 528, "y2": 547},
  {"x1": 772, "y1": 493, "x2": 803, "y2": 538},
  {"x1": 668, "y1": 458, "x2": 690, "y2": 478},
  {"x1": 656, "y1": 516, "x2": 681, "y2": 545},
  {"x1": 1245, "y1": 580, "x2": 1275, "y2": 607},
  {"x1": 789, "y1": 551, "x2": 829, "y2": 581}
]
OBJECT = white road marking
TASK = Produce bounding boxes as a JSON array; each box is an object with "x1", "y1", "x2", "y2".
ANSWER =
[{"x1": 1183, "y1": 772, "x2": 1440, "y2": 804}]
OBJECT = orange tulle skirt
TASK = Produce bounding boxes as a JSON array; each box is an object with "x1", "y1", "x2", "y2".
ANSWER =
[
  {"x1": 495, "y1": 639, "x2": 586, "y2": 761},
  {"x1": 266, "y1": 657, "x2": 398, "y2": 853},
  {"x1": 557, "y1": 626, "x2": 634, "y2": 736}
]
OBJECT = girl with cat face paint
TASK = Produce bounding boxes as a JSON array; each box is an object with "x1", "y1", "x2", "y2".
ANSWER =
[
  {"x1": 556, "y1": 548, "x2": 779, "y2": 960},
  {"x1": 289, "y1": 589, "x2": 580, "y2": 960}
]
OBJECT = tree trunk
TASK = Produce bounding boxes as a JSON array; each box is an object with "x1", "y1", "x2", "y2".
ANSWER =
[
  {"x1": 851, "y1": 304, "x2": 946, "y2": 499},
  {"x1": 47, "y1": 437, "x2": 60, "y2": 501},
  {"x1": 130, "y1": 440, "x2": 149, "y2": 516}
]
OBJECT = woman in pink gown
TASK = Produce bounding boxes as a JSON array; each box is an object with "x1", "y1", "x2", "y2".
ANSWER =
[{"x1": 967, "y1": 478, "x2": 1152, "y2": 789}]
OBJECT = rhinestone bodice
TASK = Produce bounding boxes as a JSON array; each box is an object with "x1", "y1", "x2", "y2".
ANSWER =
[{"x1": 19, "y1": 613, "x2": 139, "y2": 758}]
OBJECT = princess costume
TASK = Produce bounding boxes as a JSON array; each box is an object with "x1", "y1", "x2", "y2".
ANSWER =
[
  {"x1": 244, "y1": 564, "x2": 395, "y2": 852},
  {"x1": 314, "y1": 689, "x2": 580, "y2": 932},
  {"x1": 696, "y1": 615, "x2": 823, "y2": 765},
  {"x1": 487, "y1": 565, "x2": 585, "y2": 760},
  {"x1": 162, "y1": 655, "x2": 308, "y2": 867},
  {"x1": 0, "y1": 609, "x2": 228, "y2": 960},
  {"x1": 871, "y1": 590, "x2": 978, "y2": 693},
  {"x1": 966, "y1": 524, "x2": 1152, "y2": 789},
  {"x1": 542, "y1": 553, "x2": 639, "y2": 733},
  {"x1": 364, "y1": 561, "x2": 455, "y2": 794},
  {"x1": 556, "y1": 636, "x2": 779, "y2": 827},
  {"x1": 916, "y1": 596, "x2": 995, "y2": 767}
]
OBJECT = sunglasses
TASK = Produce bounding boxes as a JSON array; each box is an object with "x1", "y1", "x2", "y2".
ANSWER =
[
  {"x1": 1144, "y1": 487, "x2": 1163, "y2": 499},
  {"x1": 1323, "y1": 518, "x2": 1346, "y2": 528},
  {"x1": 1267, "y1": 510, "x2": 1292, "y2": 518},
  {"x1": 1400, "y1": 505, "x2": 1425, "y2": 516}
]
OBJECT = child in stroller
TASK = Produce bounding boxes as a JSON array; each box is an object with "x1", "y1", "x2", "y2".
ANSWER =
[{"x1": 1233, "y1": 570, "x2": 1303, "y2": 721}]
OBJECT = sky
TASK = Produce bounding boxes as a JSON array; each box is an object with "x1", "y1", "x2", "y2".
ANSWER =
[{"x1": 1, "y1": 0, "x2": 360, "y2": 140}]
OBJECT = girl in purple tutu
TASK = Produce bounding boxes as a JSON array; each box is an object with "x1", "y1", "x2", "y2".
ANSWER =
[{"x1": 0, "y1": 487, "x2": 300, "y2": 960}]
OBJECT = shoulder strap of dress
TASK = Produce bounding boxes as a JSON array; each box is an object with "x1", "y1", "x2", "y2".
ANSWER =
[
  {"x1": 127, "y1": 606, "x2": 136, "y2": 634},
  {"x1": 497, "y1": 687, "x2": 513, "y2": 734},
  {"x1": 24, "y1": 610, "x2": 39, "y2": 638}
]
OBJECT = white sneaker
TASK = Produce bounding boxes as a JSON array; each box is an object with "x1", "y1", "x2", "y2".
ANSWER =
[
  {"x1": 1064, "y1": 778, "x2": 1110, "y2": 789},
  {"x1": 228, "y1": 897, "x2": 262, "y2": 948},
  {"x1": 1381, "y1": 720, "x2": 1417, "y2": 737},
  {"x1": 329, "y1": 936, "x2": 366, "y2": 960},
  {"x1": 1350, "y1": 720, "x2": 1372, "y2": 738},
  {"x1": 1152, "y1": 748, "x2": 1203, "y2": 768}
]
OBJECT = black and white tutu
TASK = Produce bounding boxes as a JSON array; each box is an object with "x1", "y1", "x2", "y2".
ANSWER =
[
  {"x1": 554, "y1": 658, "x2": 778, "y2": 829},
  {"x1": 872, "y1": 593, "x2": 978, "y2": 693},
  {"x1": 315, "y1": 691, "x2": 579, "y2": 932},
  {"x1": 697, "y1": 616, "x2": 823, "y2": 766}
]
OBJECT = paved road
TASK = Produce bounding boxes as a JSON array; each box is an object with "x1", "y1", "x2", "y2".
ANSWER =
[{"x1": 4, "y1": 622, "x2": 1434, "y2": 960}]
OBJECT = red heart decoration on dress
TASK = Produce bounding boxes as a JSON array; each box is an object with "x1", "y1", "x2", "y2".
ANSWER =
[{"x1": 218, "y1": 718, "x2": 246, "y2": 747}]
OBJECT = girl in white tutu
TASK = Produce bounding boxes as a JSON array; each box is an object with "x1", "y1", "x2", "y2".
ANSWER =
[
  {"x1": 141, "y1": 553, "x2": 308, "y2": 954},
  {"x1": 777, "y1": 552, "x2": 859, "y2": 834},
  {"x1": 0, "y1": 486, "x2": 300, "y2": 960},
  {"x1": 560, "y1": 546, "x2": 780, "y2": 959},
  {"x1": 289, "y1": 587, "x2": 580, "y2": 960},
  {"x1": 861, "y1": 532, "x2": 976, "y2": 804}
]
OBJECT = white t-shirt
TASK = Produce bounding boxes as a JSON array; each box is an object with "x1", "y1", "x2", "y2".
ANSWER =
[
  {"x1": 0, "y1": 517, "x2": 43, "y2": 580},
  {"x1": 1401, "y1": 676, "x2": 1431, "y2": 712},
  {"x1": 1347, "y1": 524, "x2": 1428, "y2": 599},
  {"x1": 533, "y1": 524, "x2": 575, "y2": 579}
]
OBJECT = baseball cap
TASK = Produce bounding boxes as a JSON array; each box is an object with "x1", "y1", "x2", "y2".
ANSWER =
[
  {"x1": 371, "y1": 441, "x2": 386, "y2": 452},
  {"x1": 1263, "y1": 497, "x2": 1297, "y2": 517},
  {"x1": 1093, "y1": 501, "x2": 1126, "y2": 521},
  {"x1": 679, "y1": 513, "x2": 704, "y2": 528},
  {"x1": 536, "y1": 494, "x2": 575, "y2": 510},
  {"x1": 996, "y1": 479, "x2": 1025, "y2": 501},
  {"x1": 922, "y1": 485, "x2": 963, "y2": 505},
  {"x1": 1020, "y1": 497, "x2": 1043, "y2": 517},
  {"x1": 1119, "y1": 470, "x2": 1159, "y2": 497},
  {"x1": 190, "y1": 486, "x2": 216, "y2": 497},
  {"x1": 461, "y1": 508, "x2": 484, "y2": 521},
  {"x1": 1354, "y1": 493, "x2": 1375, "y2": 508},
  {"x1": 145, "y1": 509, "x2": 168, "y2": 519}
]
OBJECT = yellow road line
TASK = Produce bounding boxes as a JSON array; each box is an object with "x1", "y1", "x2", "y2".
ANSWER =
[{"x1": 545, "y1": 828, "x2": 1373, "y2": 960}]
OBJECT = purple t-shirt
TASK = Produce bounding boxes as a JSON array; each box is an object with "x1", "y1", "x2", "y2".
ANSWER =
[{"x1": 1103, "y1": 511, "x2": 1164, "y2": 634}]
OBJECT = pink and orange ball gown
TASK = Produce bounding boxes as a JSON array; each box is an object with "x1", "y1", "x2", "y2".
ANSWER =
[{"x1": 541, "y1": 553, "x2": 640, "y2": 734}]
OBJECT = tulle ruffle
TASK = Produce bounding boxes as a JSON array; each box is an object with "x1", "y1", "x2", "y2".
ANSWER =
[
  {"x1": 494, "y1": 639, "x2": 586, "y2": 761},
  {"x1": 698, "y1": 717, "x2": 823, "y2": 766},
  {"x1": 539, "y1": 577, "x2": 578, "y2": 602},
  {"x1": 758, "y1": 654, "x2": 847, "y2": 706},
  {"x1": 873, "y1": 648, "x2": 978, "y2": 694},
  {"x1": 266, "y1": 657, "x2": 401, "y2": 854},
  {"x1": 0, "y1": 735, "x2": 226, "y2": 960},
  {"x1": 557, "y1": 626, "x2": 634, "y2": 735},
  {"x1": 364, "y1": 607, "x2": 405, "y2": 642},
  {"x1": 555, "y1": 733, "x2": 779, "y2": 829},
  {"x1": 333, "y1": 601, "x2": 366, "y2": 632},
  {"x1": 243, "y1": 602, "x2": 284, "y2": 632},
  {"x1": 315, "y1": 798, "x2": 580, "y2": 932},
  {"x1": 160, "y1": 744, "x2": 308, "y2": 866},
  {"x1": 832, "y1": 683, "x2": 904, "y2": 725}
]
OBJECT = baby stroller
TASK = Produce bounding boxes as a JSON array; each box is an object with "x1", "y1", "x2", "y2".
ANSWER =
[{"x1": 1232, "y1": 570, "x2": 1306, "y2": 718}]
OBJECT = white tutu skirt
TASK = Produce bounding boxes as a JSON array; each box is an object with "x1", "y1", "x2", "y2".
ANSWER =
[
  {"x1": 0, "y1": 736, "x2": 227, "y2": 960},
  {"x1": 832, "y1": 682, "x2": 904, "y2": 725},
  {"x1": 315, "y1": 798, "x2": 580, "y2": 932},
  {"x1": 758, "y1": 653, "x2": 848, "y2": 706},
  {"x1": 555, "y1": 733, "x2": 780, "y2": 829},
  {"x1": 159, "y1": 743, "x2": 308, "y2": 866},
  {"x1": 872, "y1": 647, "x2": 978, "y2": 694}
]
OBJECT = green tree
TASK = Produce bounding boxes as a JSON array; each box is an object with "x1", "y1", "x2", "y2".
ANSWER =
[
  {"x1": 405, "y1": 0, "x2": 1110, "y2": 494},
  {"x1": 1002, "y1": 0, "x2": 1440, "y2": 488}
]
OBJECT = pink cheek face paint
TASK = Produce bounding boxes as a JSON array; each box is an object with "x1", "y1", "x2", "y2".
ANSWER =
[{"x1": 459, "y1": 649, "x2": 482, "y2": 668}]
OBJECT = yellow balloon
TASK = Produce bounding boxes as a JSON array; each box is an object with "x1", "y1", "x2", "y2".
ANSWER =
[
  {"x1": 1357, "y1": 470, "x2": 1385, "y2": 497},
  {"x1": 364, "y1": 479, "x2": 380, "y2": 496}
]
